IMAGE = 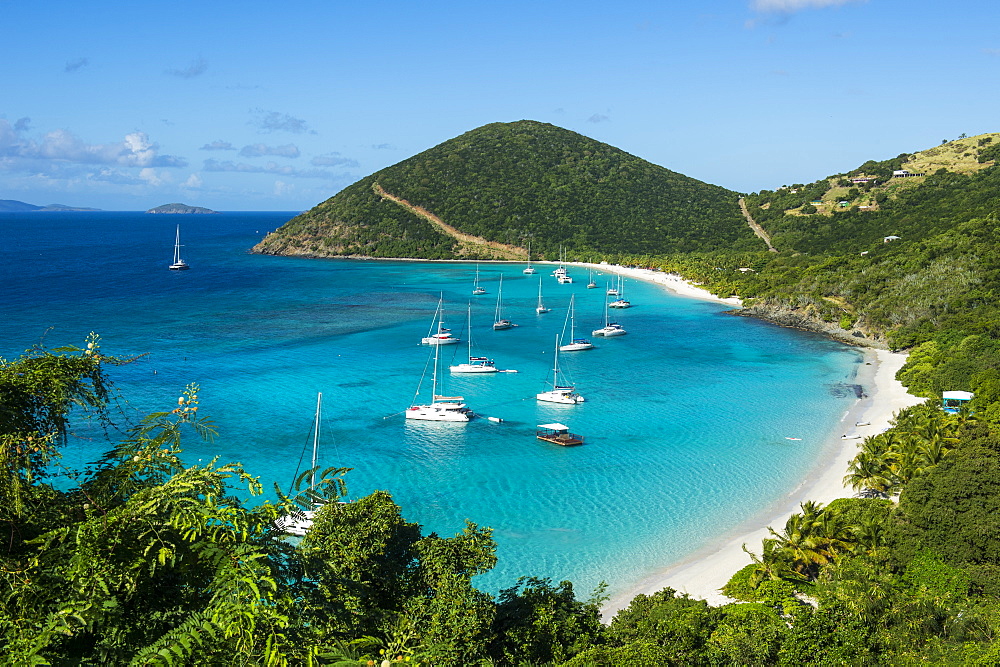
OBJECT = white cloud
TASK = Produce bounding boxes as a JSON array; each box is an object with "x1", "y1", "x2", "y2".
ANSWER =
[
  {"x1": 183, "y1": 173, "x2": 203, "y2": 188},
  {"x1": 751, "y1": 0, "x2": 865, "y2": 12},
  {"x1": 587, "y1": 113, "x2": 610, "y2": 123},
  {"x1": 0, "y1": 120, "x2": 186, "y2": 169},
  {"x1": 139, "y1": 167, "x2": 164, "y2": 186},
  {"x1": 251, "y1": 109, "x2": 313, "y2": 134},
  {"x1": 311, "y1": 153, "x2": 359, "y2": 167},
  {"x1": 203, "y1": 158, "x2": 333, "y2": 179},
  {"x1": 201, "y1": 140, "x2": 235, "y2": 151},
  {"x1": 240, "y1": 143, "x2": 300, "y2": 158}
]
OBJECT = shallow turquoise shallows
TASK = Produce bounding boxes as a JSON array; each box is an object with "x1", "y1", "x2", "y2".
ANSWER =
[{"x1": 1, "y1": 212, "x2": 863, "y2": 598}]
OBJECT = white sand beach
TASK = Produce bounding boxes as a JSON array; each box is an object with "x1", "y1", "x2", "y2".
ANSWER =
[{"x1": 581, "y1": 263, "x2": 926, "y2": 617}]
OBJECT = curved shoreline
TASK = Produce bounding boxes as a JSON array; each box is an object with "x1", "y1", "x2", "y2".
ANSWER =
[{"x1": 579, "y1": 263, "x2": 925, "y2": 616}]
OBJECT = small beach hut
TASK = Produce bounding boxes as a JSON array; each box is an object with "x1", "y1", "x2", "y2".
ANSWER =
[{"x1": 942, "y1": 390, "x2": 974, "y2": 414}]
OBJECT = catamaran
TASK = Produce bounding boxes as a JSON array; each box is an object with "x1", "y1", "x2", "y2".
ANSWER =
[
  {"x1": 537, "y1": 335, "x2": 585, "y2": 404},
  {"x1": 169, "y1": 225, "x2": 189, "y2": 270},
  {"x1": 592, "y1": 290, "x2": 627, "y2": 337},
  {"x1": 421, "y1": 297, "x2": 461, "y2": 345},
  {"x1": 450, "y1": 305, "x2": 499, "y2": 373},
  {"x1": 277, "y1": 392, "x2": 324, "y2": 536},
  {"x1": 609, "y1": 275, "x2": 631, "y2": 308},
  {"x1": 559, "y1": 294, "x2": 594, "y2": 351},
  {"x1": 408, "y1": 323, "x2": 472, "y2": 422}
]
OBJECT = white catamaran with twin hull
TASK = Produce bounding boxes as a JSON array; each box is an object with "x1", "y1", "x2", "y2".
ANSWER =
[
  {"x1": 537, "y1": 335, "x2": 585, "y2": 404},
  {"x1": 450, "y1": 305, "x2": 499, "y2": 373},
  {"x1": 559, "y1": 294, "x2": 594, "y2": 351},
  {"x1": 408, "y1": 324, "x2": 472, "y2": 422},
  {"x1": 609, "y1": 275, "x2": 631, "y2": 308},
  {"x1": 169, "y1": 225, "x2": 189, "y2": 270},
  {"x1": 277, "y1": 392, "x2": 324, "y2": 536},
  {"x1": 421, "y1": 298, "x2": 461, "y2": 345},
  {"x1": 493, "y1": 275, "x2": 515, "y2": 330},
  {"x1": 592, "y1": 290, "x2": 627, "y2": 337}
]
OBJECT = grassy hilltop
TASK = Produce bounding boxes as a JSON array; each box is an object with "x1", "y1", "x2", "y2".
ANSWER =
[{"x1": 252, "y1": 120, "x2": 755, "y2": 260}]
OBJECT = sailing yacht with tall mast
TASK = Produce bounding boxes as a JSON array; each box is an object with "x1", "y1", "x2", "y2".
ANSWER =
[
  {"x1": 277, "y1": 392, "x2": 324, "y2": 536},
  {"x1": 472, "y1": 264, "x2": 486, "y2": 295},
  {"x1": 609, "y1": 275, "x2": 631, "y2": 308},
  {"x1": 493, "y1": 275, "x2": 515, "y2": 330},
  {"x1": 522, "y1": 241, "x2": 536, "y2": 274},
  {"x1": 535, "y1": 276, "x2": 551, "y2": 314},
  {"x1": 592, "y1": 289, "x2": 628, "y2": 337},
  {"x1": 537, "y1": 335, "x2": 585, "y2": 404},
  {"x1": 421, "y1": 297, "x2": 461, "y2": 345},
  {"x1": 450, "y1": 305, "x2": 499, "y2": 373},
  {"x1": 559, "y1": 295, "x2": 594, "y2": 351},
  {"x1": 408, "y1": 324, "x2": 472, "y2": 422},
  {"x1": 168, "y1": 225, "x2": 189, "y2": 270}
]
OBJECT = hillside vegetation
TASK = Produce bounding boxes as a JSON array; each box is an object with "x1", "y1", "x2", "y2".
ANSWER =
[{"x1": 252, "y1": 120, "x2": 755, "y2": 260}]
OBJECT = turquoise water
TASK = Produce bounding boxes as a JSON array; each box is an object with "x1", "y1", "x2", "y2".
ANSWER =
[{"x1": 1, "y1": 212, "x2": 863, "y2": 597}]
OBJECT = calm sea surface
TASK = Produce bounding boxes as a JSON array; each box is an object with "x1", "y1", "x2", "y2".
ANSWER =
[{"x1": 1, "y1": 211, "x2": 863, "y2": 597}]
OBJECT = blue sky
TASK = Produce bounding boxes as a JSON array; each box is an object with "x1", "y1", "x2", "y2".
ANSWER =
[{"x1": 2, "y1": 0, "x2": 998, "y2": 211}]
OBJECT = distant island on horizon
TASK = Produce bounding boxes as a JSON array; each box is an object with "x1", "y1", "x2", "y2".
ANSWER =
[
  {"x1": 146, "y1": 203, "x2": 219, "y2": 215},
  {"x1": 0, "y1": 199, "x2": 101, "y2": 213}
]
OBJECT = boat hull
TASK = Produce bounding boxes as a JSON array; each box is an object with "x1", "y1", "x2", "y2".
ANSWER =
[
  {"x1": 421, "y1": 337, "x2": 461, "y2": 345},
  {"x1": 405, "y1": 404, "x2": 471, "y2": 421},
  {"x1": 559, "y1": 342, "x2": 594, "y2": 351},
  {"x1": 449, "y1": 364, "x2": 499, "y2": 373},
  {"x1": 536, "y1": 390, "x2": 584, "y2": 404}
]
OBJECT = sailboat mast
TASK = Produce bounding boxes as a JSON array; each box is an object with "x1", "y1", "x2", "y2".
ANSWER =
[
  {"x1": 552, "y1": 334, "x2": 560, "y2": 388},
  {"x1": 311, "y1": 392, "x2": 321, "y2": 490}
]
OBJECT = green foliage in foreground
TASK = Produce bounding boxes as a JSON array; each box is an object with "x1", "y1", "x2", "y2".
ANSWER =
[
  {"x1": 10, "y1": 338, "x2": 1000, "y2": 665},
  {"x1": 254, "y1": 120, "x2": 754, "y2": 260}
]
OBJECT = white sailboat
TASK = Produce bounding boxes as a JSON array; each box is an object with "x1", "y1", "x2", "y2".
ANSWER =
[
  {"x1": 168, "y1": 225, "x2": 189, "y2": 270},
  {"x1": 472, "y1": 264, "x2": 486, "y2": 295},
  {"x1": 450, "y1": 305, "x2": 499, "y2": 373},
  {"x1": 408, "y1": 323, "x2": 472, "y2": 422},
  {"x1": 586, "y1": 269, "x2": 598, "y2": 289},
  {"x1": 493, "y1": 275, "x2": 515, "y2": 330},
  {"x1": 592, "y1": 290, "x2": 627, "y2": 337},
  {"x1": 421, "y1": 298, "x2": 461, "y2": 345},
  {"x1": 535, "y1": 276, "x2": 551, "y2": 314},
  {"x1": 277, "y1": 392, "x2": 324, "y2": 536},
  {"x1": 609, "y1": 275, "x2": 631, "y2": 308},
  {"x1": 559, "y1": 295, "x2": 594, "y2": 351},
  {"x1": 522, "y1": 241, "x2": 536, "y2": 274},
  {"x1": 537, "y1": 335, "x2": 585, "y2": 404}
]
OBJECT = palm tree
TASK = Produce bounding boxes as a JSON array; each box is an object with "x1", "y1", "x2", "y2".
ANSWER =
[{"x1": 844, "y1": 449, "x2": 895, "y2": 498}]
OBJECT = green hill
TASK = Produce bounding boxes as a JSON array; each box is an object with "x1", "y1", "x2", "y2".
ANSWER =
[{"x1": 252, "y1": 120, "x2": 754, "y2": 260}]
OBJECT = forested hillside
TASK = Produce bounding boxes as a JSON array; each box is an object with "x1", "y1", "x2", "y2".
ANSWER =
[
  {"x1": 252, "y1": 120, "x2": 755, "y2": 260},
  {"x1": 10, "y1": 132, "x2": 1000, "y2": 664}
]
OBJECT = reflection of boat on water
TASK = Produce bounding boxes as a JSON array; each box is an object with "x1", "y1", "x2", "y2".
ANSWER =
[
  {"x1": 450, "y1": 305, "x2": 499, "y2": 373},
  {"x1": 536, "y1": 422, "x2": 584, "y2": 446},
  {"x1": 408, "y1": 321, "x2": 472, "y2": 422},
  {"x1": 559, "y1": 295, "x2": 593, "y2": 352},
  {"x1": 421, "y1": 297, "x2": 461, "y2": 345},
  {"x1": 168, "y1": 225, "x2": 190, "y2": 270},
  {"x1": 537, "y1": 335, "x2": 585, "y2": 404}
]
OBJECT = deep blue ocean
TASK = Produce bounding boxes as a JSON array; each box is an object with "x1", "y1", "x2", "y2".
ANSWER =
[{"x1": 1, "y1": 211, "x2": 864, "y2": 598}]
